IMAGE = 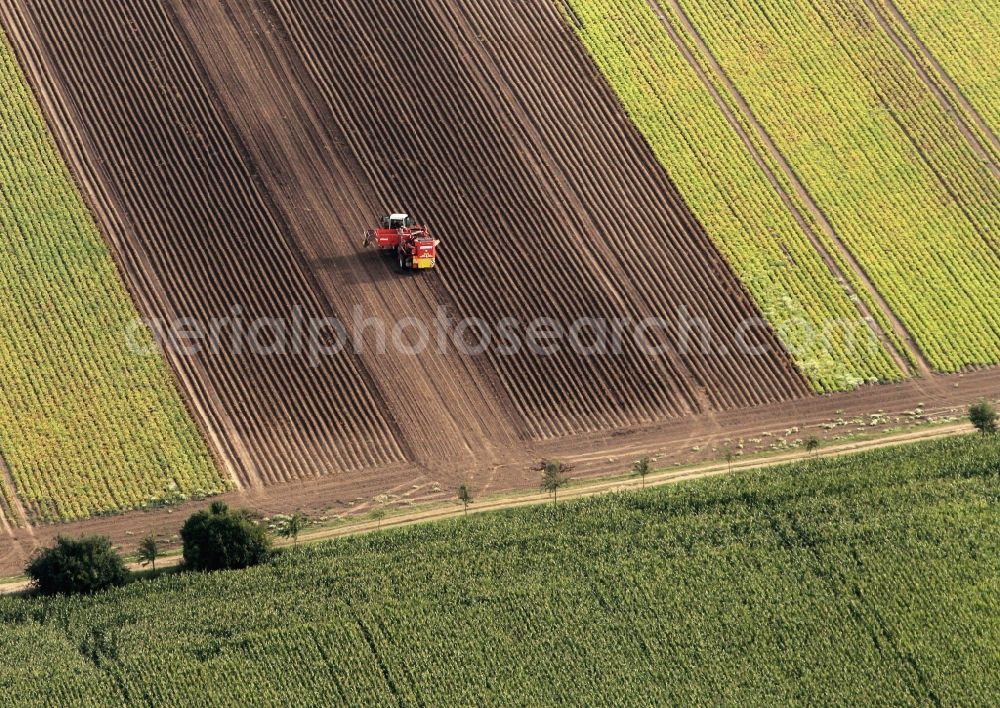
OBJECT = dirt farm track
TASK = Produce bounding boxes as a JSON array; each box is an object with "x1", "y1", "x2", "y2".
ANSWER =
[{"x1": 0, "y1": 0, "x2": 998, "y2": 567}]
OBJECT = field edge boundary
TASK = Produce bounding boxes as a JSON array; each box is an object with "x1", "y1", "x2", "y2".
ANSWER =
[{"x1": 0, "y1": 420, "x2": 975, "y2": 594}]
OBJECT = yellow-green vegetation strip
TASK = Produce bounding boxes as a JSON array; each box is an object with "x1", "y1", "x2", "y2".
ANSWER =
[
  {"x1": 658, "y1": 3, "x2": 918, "y2": 372},
  {"x1": 0, "y1": 473, "x2": 19, "y2": 525},
  {"x1": 674, "y1": 0, "x2": 1000, "y2": 371},
  {"x1": 0, "y1": 34, "x2": 227, "y2": 522},
  {"x1": 560, "y1": 0, "x2": 901, "y2": 392},
  {"x1": 891, "y1": 0, "x2": 1000, "y2": 146}
]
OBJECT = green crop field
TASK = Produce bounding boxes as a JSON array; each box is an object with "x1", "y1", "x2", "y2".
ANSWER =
[
  {"x1": 0, "y1": 34, "x2": 227, "y2": 522},
  {"x1": 2, "y1": 434, "x2": 998, "y2": 705},
  {"x1": 561, "y1": 0, "x2": 903, "y2": 392},
  {"x1": 678, "y1": 0, "x2": 1000, "y2": 370},
  {"x1": 892, "y1": 0, "x2": 1000, "y2": 145},
  {"x1": 563, "y1": 0, "x2": 1000, "y2": 380}
]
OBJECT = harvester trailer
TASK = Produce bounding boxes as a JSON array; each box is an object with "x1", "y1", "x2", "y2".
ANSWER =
[{"x1": 363, "y1": 213, "x2": 440, "y2": 271}]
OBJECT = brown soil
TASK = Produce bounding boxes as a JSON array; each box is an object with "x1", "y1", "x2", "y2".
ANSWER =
[{"x1": 0, "y1": 0, "x2": 997, "y2": 572}]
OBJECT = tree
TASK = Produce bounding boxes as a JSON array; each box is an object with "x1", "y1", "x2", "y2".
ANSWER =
[
  {"x1": 805, "y1": 436, "x2": 820, "y2": 456},
  {"x1": 137, "y1": 534, "x2": 160, "y2": 572},
  {"x1": 26, "y1": 536, "x2": 128, "y2": 596},
  {"x1": 540, "y1": 460, "x2": 570, "y2": 505},
  {"x1": 371, "y1": 508, "x2": 386, "y2": 530},
  {"x1": 632, "y1": 458, "x2": 652, "y2": 488},
  {"x1": 276, "y1": 512, "x2": 309, "y2": 546},
  {"x1": 969, "y1": 399, "x2": 998, "y2": 435},
  {"x1": 457, "y1": 484, "x2": 473, "y2": 516},
  {"x1": 724, "y1": 450, "x2": 736, "y2": 474},
  {"x1": 180, "y1": 501, "x2": 271, "y2": 572}
]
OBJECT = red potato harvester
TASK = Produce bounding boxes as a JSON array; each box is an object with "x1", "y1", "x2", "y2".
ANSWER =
[{"x1": 364, "y1": 213, "x2": 440, "y2": 271}]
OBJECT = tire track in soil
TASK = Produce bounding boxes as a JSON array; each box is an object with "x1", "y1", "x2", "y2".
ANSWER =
[
  {"x1": 274, "y1": 0, "x2": 693, "y2": 437},
  {"x1": 168, "y1": 0, "x2": 521, "y2": 471},
  {"x1": 877, "y1": 0, "x2": 1000, "y2": 167},
  {"x1": 0, "y1": 455, "x2": 29, "y2": 533},
  {"x1": 656, "y1": 0, "x2": 931, "y2": 377},
  {"x1": 0, "y1": 452, "x2": 33, "y2": 575}
]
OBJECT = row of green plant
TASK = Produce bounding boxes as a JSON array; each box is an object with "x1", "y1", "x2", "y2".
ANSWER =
[
  {"x1": 0, "y1": 34, "x2": 227, "y2": 522},
  {"x1": 891, "y1": 0, "x2": 1000, "y2": 147},
  {"x1": 2, "y1": 428, "x2": 998, "y2": 704},
  {"x1": 560, "y1": 0, "x2": 903, "y2": 391},
  {"x1": 674, "y1": 0, "x2": 1000, "y2": 370}
]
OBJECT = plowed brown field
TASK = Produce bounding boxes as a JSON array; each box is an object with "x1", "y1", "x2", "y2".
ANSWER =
[{"x1": 0, "y1": 0, "x2": 808, "y2": 490}]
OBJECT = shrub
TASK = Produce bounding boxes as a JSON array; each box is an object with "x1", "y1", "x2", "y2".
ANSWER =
[
  {"x1": 181, "y1": 501, "x2": 271, "y2": 571},
  {"x1": 26, "y1": 536, "x2": 128, "y2": 596},
  {"x1": 969, "y1": 399, "x2": 998, "y2": 435}
]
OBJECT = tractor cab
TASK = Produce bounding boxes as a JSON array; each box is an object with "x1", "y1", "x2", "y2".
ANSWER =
[{"x1": 382, "y1": 213, "x2": 416, "y2": 230}]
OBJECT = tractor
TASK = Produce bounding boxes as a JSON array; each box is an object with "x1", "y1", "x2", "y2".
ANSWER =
[{"x1": 363, "y1": 214, "x2": 439, "y2": 271}]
